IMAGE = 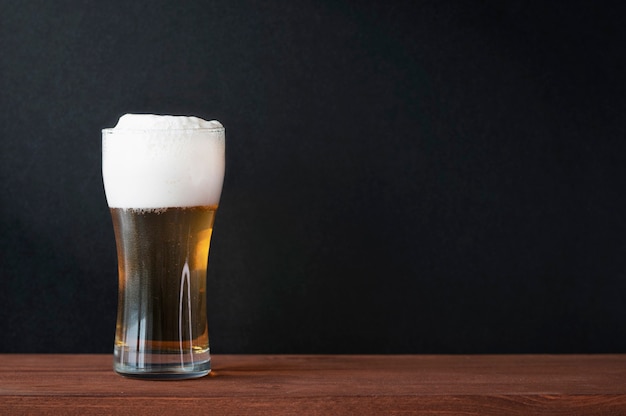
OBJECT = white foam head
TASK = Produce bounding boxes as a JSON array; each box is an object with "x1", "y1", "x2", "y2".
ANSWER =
[{"x1": 102, "y1": 114, "x2": 225, "y2": 209}]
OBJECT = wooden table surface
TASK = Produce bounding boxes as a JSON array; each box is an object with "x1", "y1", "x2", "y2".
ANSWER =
[{"x1": 0, "y1": 354, "x2": 625, "y2": 415}]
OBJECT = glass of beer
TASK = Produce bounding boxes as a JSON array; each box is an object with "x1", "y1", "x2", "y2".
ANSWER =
[{"x1": 102, "y1": 114, "x2": 225, "y2": 379}]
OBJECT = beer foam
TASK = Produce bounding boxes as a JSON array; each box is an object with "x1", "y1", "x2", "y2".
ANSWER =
[
  {"x1": 114, "y1": 113, "x2": 223, "y2": 130},
  {"x1": 102, "y1": 114, "x2": 225, "y2": 209}
]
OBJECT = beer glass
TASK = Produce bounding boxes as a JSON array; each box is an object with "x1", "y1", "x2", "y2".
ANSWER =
[{"x1": 102, "y1": 118, "x2": 225, "y2": 379}]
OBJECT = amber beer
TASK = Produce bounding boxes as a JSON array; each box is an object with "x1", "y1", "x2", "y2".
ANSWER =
[
  {"x1": 102, "y1": 114, "x2": 225, "y2": 379},
  {"x1": 110, "y1": 206, "x2": 216, "y2": 372}
]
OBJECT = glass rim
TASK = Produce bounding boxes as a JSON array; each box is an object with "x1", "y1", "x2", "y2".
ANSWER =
[{"x1": 102, "y1": 126, "x2": 225, "y2": 134}]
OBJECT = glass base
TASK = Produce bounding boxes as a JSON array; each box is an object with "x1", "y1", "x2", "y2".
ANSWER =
[
  {"x1": 115, "y1": 366, "x2": 210, "y2": 380},
  {"x1": 114, "y1": 346, "x2": 211, "y2": 380}
]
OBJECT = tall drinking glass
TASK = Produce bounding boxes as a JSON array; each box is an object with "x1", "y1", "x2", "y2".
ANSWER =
[{"x1": 102, "y1": 115, "x2": 225, "y2": 379}]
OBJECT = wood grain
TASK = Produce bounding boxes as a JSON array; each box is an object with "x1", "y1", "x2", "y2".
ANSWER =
[{"x1": 0, "y1": 354, "x2": 625, "y2": 415}]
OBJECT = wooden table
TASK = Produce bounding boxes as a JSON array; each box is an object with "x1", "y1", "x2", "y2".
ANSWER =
[{"x1": 0, "y1": 354, "x2": 624, "y2": 415}]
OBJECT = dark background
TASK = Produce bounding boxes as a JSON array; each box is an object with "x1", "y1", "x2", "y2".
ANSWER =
[{"x1": 1, "y1": 0, "x2": 625, "y2": 354}]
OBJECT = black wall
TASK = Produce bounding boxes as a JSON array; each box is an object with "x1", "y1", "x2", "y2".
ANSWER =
[{"x1": 1, "y1": 0, "x2": 625, "y2": 353}]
